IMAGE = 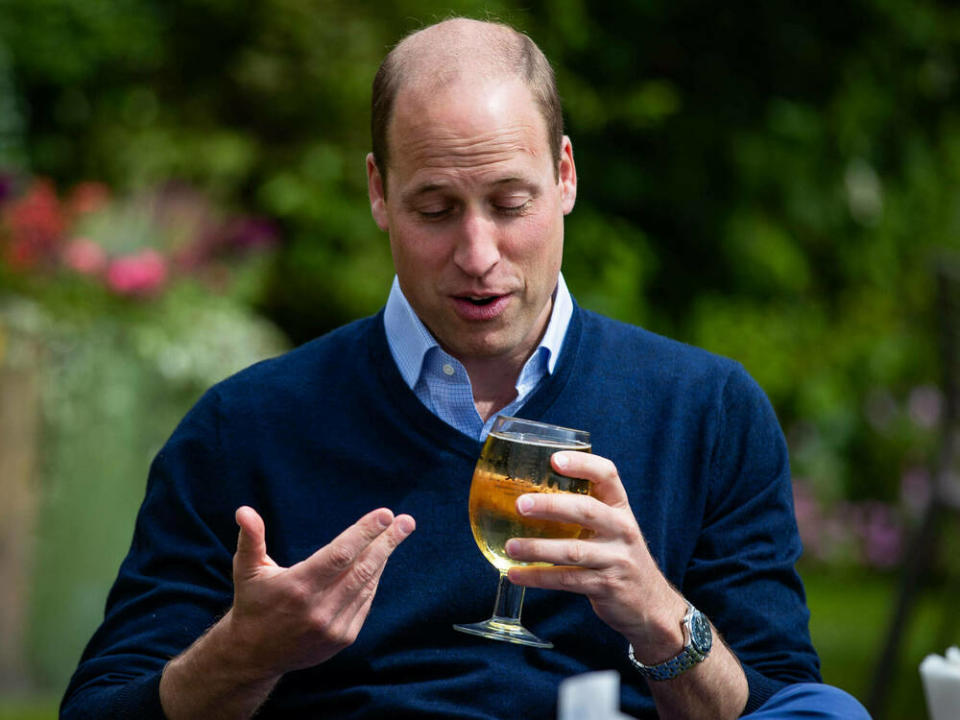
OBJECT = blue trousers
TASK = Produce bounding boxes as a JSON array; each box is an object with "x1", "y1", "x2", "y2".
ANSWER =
[{"x1": 742, "y1": 683, "x2": 872, "y2": 719}]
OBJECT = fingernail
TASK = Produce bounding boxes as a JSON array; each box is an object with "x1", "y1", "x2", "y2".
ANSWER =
[
  {"x1": 505, "y1": 539, "x2": 518, "y2": 556},
  {"x1": 554, "y1": 453, "x2": 569, "y2": 469},
  {"x1": 517, "y1": 495, "x2": 533, "y2": 514},
  {"x1": 397, "y1": 516, "x2": 415, "y2": 535},
  {"x1": 377, "y1": 510, "x2": 392, "y2": 528}
]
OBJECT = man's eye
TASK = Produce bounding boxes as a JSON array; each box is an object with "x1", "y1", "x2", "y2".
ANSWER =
[
  {"x1": 494, "y1": 197, "x2": 530, "y2": 215},
  {"x1": 495, "y1": 200, "x2": 530, "y2": 216},
  {"x1": 417, "y1": 208, "x2": 451, "y2": 220}
]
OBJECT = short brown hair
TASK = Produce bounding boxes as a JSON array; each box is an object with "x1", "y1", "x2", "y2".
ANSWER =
[{"x1": 370, "y1": 19, "x2": 563, "y2": 192}]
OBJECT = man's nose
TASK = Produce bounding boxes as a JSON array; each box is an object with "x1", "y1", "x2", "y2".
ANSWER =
[{"x1": 453, "y1": 210, "x2": 500, "y2": 277}]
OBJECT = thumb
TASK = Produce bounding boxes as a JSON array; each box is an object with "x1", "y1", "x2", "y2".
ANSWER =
[{"x1": 234, "y1": 506, "x2": 270, "y2": 577}]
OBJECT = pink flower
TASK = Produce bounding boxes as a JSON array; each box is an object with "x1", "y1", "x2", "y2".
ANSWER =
[
  {"x1": 105, "y1": 249, "x2": 168, "y2": 297},
  {"x1": 1, "y1": 179, "x2": 65, "y2": 270},
  {"x1": 62, "y1": 237, "x2": 107, "y2": 275}
]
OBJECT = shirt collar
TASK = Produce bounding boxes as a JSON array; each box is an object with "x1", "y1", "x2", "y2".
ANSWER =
[{"x1": 384, "y1": 273, "x2": 573, "y2": 390}]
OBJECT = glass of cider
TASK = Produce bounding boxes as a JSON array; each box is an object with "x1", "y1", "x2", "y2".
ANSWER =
[{"x1": 453, "y1": 415, "x2": 591, "y2": 649}]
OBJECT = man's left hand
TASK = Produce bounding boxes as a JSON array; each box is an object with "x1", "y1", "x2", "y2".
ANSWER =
[{"x1": 505, "y1": 451, "x2": 687, "y2": 662}]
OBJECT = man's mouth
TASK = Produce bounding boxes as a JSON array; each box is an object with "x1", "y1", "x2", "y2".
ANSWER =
[
  {"x1": 462, "y1": 295, "x2": 499, "y2": 306},
  {"x1": 451, "y1": 293, "x2": 510, "y2": 321}
]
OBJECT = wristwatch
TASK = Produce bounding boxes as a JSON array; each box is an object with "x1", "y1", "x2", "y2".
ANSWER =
[{"x1": 627, "y1": 601, "x2": 713, "y2": 681}]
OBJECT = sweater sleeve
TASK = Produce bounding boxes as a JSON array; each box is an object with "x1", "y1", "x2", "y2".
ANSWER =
[
  {"x1": 60, "y1": 388, "x2": 237, "y2": 719},
  {"x1": 684, "y1": 363, "x2": 821, "y2": 715}
]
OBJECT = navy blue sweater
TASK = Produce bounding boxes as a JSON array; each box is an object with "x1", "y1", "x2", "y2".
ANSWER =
[{"x1": 62, "y1": 307, "x2": 820, "y2": 719}]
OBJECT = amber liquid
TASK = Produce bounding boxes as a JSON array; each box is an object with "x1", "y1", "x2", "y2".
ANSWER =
[{"x1": 468, "y1": 431, "x2": 592, "y2": 571}]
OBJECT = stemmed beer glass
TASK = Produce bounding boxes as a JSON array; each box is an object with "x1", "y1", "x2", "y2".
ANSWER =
[{"x1": 453, "y1": 415, "x2": 591, "y2": 649}]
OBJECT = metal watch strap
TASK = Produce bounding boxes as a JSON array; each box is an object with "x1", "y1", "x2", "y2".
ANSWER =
[{"x1": 627, "y1": 601, "x2": 712, "y2": 681}]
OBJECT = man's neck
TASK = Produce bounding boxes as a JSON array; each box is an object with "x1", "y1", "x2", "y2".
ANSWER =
[{"x1": 462, "y1": 355, "x2": 525, "y2": 421}]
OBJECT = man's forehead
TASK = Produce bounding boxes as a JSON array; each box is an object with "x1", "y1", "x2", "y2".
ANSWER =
[
  {"x1": 391, "y1": 84, "x2": 542, "y2": 146},
  {"x1": 401, "y1": 170, "x2": 542, "y2": 203},
  {"x1": 386, "y1": 82, "x2": 549, "y2": 187},
  {"x1": 394, "y1": 139, "x2": 546, "y2": 201},
  {"x1": 392, "y1": 125, "x2": 542, "y2": 168}
]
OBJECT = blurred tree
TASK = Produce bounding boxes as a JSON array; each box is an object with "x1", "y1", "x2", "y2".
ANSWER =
[
  {"x1": 0, "y1": 39, "x2": 26, "y2": 170},
  {"x1": 1, "y1": 0, "x2": 958, "y2": 549},
  {"x1": 529, "y1": 0, "x2": 958, "y2": 507}
]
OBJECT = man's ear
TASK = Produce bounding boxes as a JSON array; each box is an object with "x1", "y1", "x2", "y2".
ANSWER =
[
  {"x1": 558, "y1": 136, "x2": 577, "y2": 215},
  {"x1": 366, "y1": 153, "x2": 390, "y2": 231}
]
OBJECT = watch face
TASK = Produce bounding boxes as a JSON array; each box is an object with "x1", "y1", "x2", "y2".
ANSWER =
[{"x1": 691, "y1": 611, "x2": 713, "y2": 652}]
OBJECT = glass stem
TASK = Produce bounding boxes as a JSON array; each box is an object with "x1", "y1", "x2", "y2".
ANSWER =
[{"x1": 491, "y1": 571, "x2": 525, "y2": 623}]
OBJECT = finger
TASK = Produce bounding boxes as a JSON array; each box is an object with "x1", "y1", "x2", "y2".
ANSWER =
[
  {"x1": 305, "y1": 514, "x2": 416, "y2": 644},
  {"x1": 298, "y1": 508, "x2": 402, "y2": 584},
  {"x1": 337, "y1": 515, "x2": 416, "y2": 628},
  {"x1": 516, "y1": 491, "x2": 623, "y2": 536},
  {"x1": 504, "y1": 536, "x2": 608, "y2": 569},
  {"x1": 329, "y1": 551, "x2": 397, "y2": 654},
  {"x1": 516, "y1": 491, "x2": 601, "y2": 525},
  {"x1": 329, "y1": 514, "x2": 416, "y2": 599},
  {"x1": 552, "y1": 452, "x2": 630, "y2": 508},
  {"x1": 234, "y1": 506, "x2": 276, "y2": 579},
  {"x1": 507, "y1": 564, "x2": 597, "y2": 595}
]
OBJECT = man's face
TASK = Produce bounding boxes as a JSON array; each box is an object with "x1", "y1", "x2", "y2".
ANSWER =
[{"x1": 366, "y1": 76, "x2": 577, "y2": 367}]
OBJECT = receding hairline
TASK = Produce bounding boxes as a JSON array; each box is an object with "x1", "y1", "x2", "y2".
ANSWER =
[
  {"x1": 371, "y1": 17, "x2": 564, "y2": 189},
  {"x1": 389, "y1": 18, "x2": 530, "y2": 94}
]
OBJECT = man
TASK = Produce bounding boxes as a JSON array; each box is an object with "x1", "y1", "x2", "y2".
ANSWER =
[{"x1": 62, "y1": 18, "x2": 870, "y2": 720}]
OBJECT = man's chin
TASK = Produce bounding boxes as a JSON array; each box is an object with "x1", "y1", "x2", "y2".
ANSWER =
[{"x1": 437, "y1": 330, "x2": 517, "y2": 364}]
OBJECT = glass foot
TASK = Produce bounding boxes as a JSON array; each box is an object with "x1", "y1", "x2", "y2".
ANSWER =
[{"x1": 453, "y1": 618, "x2": 553, "y2": 649}]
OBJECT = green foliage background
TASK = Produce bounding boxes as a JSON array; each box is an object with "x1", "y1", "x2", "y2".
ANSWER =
[
  {"x1": 3, "y1": 0, "x2": 957, "y2": 506},
  {"x1": 1, "y1": 0, "x2": 958, "y2": 716}
]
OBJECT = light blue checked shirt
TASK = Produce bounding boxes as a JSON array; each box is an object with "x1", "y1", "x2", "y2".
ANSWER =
[{"x1": 384, "y1": 273, "x2": 573, "y2": 441}]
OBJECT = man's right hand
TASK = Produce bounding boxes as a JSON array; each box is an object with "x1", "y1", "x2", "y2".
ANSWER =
[
  {"x1": 230, "y1": 505, "x2": 416, "y2": 674},
  {"x1": 159, "y1": 506, "x2": 416, "y2": 720}
]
